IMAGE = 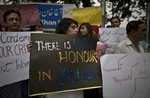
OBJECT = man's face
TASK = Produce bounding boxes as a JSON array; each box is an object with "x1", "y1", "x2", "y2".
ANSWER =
[
  {"x1": 134, "y1": 23, "x2": 147, "y2": 41},
  {"x1": 6, "y1": 13, "x2": 21, "y2": 31},
  {"x1": 111, "y1": 18, "x2": 120, "y2": 27}
]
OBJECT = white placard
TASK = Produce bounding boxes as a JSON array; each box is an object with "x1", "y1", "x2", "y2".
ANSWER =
[
  {"x1": 99, "y1": 28, "x2": 126, "y2": 54},
  {"x1": 0, "y1": 31, "x2": 42, "y2": 87},
  {"x1": 100, "y1": 53, "x2": 150, "y2": 98},
  {"x1": 63, "y1": 4, "x2": 76, "y2": 18}
]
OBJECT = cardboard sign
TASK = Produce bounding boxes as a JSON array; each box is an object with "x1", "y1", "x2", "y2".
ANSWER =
[
  {"x1": 29, "y1": 33, "x2": 102, "y2": 96},
  {"x1": 101, "y1": 53, "x2": 150, "y2": 98}
]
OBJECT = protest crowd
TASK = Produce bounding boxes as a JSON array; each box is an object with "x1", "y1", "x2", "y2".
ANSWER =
[{"x1": 0, "y1": 1, "x2": 150, "y2": 98}]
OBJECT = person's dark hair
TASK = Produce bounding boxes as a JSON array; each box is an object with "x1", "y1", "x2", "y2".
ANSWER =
[
  {"x1": 30, "y1": 25, "x2": 37, "y2": 31},
  {"x1": 126, "y1": 20, "x2": 145, "y2": 35},
  {"x1": 106, "y1": 25, "x2": 111, "y2": 28},
  {"x1": 79, "y1": 22, "x2": 93, "y2": 37},
  {"x1": 110, "y1": 16, "x2": 120, "y2": 22},
  {"x1": 55, "y1": 18, "x2": 78, "y2": 34},
  {"x1": 3, "y1": 9, "x2": 21, "y2": 23},
  {"x1": 30, "y1": 21, "x2": 42, "y2": 31}
]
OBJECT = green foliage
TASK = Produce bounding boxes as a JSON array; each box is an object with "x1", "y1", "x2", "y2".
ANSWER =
[{"x1": 106, "y1": 0, "x2": 148, "y2": 20}]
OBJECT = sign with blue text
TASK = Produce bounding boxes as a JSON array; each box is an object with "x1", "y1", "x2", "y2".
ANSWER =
[
  {"x1": 38, "y1": 4, "x2": 76, "y2": 30},
  {"x1": 38, "y1": 4, "x2": 63, "y2": 30},
  {"x1": 29, "y1": 33, "x2": 102, "y2": 96}
]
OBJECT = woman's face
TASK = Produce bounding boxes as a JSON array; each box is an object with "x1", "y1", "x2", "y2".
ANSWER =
[
  {"x1": 6, "y1": 13, "x2": 21, "y2": 31},
  {"x1": 80, "y1": 25, "x2": 88, "y2": 36},
  {"x1": 66, "y1": 23, "x2": 78, "y2": 36}
]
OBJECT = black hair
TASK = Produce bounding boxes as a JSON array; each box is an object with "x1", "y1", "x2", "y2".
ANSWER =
[
  {"x1": 126, "y1": 20, "x2": 145, "y2": 35},
  {"x1": 110, "y1": 16, "x2": 120, "y2": 22},
  {"x1": 3, "y1": 9, "x2": 21, "y2": 23},
  {"x1": 106, "y1": 25, "x2": 111, "y2": 28},
  {"x1": 30, "y1": 21, "x2": 42, "y2": 31},
  {"x1": 55, "y1": 18, "x2": 78, "y2": 34},
  {"x1": 79, "y1": 22, "x2": 93, "y2": 37}
]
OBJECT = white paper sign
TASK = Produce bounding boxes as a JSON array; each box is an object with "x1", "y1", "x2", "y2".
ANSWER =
[
  {"x1": 100, "y1": 53, "x2": 150, "y2": 98},
  {"x1": 99, "y1": 28, "x2": 126, "y2": 54},
  {"x1": 0, "y1": 31, "x2": 42, "y2": 87},
  {"x1": 0, "y1": 32, "x2": 30, "y2": 87},
  {"x1": 63, "y1": 4, "x2": 76, "y2": 18}
]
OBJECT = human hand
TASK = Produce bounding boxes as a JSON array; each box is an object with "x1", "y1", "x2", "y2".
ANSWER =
[{"x1": 27, "y1": 41, "x2": 32, "y2": 52}]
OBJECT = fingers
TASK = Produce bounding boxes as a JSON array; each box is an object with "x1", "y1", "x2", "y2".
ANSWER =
[{"x1": 27, "y1": 41, "x2": 32, "y2": 52}]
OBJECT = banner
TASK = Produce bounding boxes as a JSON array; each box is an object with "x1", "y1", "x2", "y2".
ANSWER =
[
  {"x1": 100, "y1": 53, "x2": 150, "y2": 98},
  {"x1": 38, "y1": 3, "x2": 76, "y2": 30},
  {"x1": 0, "y1": 4, "x2": 40, "y2": 27},
  {"x1": 73, "y1": 6, "x2": 102, "y2": 25},
  {"x1": 38, "y1": 4, "x2": 63, "y2": 30},
  {"x1": 29, "y1": 33, "x2": 102, "y2": 96},
  {"x1": 0, "y1": 4, "x2": 76, "y2": 30}
]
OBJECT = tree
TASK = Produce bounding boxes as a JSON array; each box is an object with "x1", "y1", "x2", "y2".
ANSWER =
[
  {"x1": 105, "y1": 0, "x2": 149, "y2": 20},
  {"x1": 105, "y1": 0, "x2": 150, "y2": 39}
]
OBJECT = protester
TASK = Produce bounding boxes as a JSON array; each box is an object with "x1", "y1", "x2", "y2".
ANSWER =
[
  {"x1": 79, "y1": 22, "x2": 107, "y2": 58},
  {"x1": 3, "y1": 9, "x2": 22, "y2": 31},
  {"x1": 0, "y1": 9, "x2": 25, "y2": 98},
  {"x1": 115, "y1": 20, "x2": 147, "y2": 53},
  {"x1": 27, "y1": 18, "x2": 83, "y2": 98},
  {"x1": 45, "y1": 18, "x2": 83, "y2": 98},
  {"x1": 0, "y1": 9, "x2": 40, "y2": 98},
  {"x1": 79, "y1": 22, "x2": 97, "y2": 37},
  {"x1": 55, "y1": 18, "x2": 78, "y2": 35},
  {"x1": 78, "y1": 22, "x2": 104, "y2": 98},
  {"x1": 110, "y1": 16, "x2": 121, "y2": 27}
]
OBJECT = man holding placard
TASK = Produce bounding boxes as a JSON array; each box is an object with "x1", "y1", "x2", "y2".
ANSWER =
[{"x1": 0, "y1": 9, "x2": 39, "y2": 98}]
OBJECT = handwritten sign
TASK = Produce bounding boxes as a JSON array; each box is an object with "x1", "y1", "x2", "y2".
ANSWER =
[
  {"x1": 99, "y1": 28, "x2": 126, "y2": 54},
  {"x1": 0, "y1": 32, "x2": 30, "y2": 87},
  {"x1": 0, "y1": 31, "x2": 43, "y2": 87},
  {"x1": 73, "y1": 6, "x2": 102, "y2": 25},
  {"x1": 100, "y1": 53, "x2": 150, "y2": 98},
  {"x1": 62, "y1": 4, "x2": 76, "y2": 18},
  {"x1": 0, "y1": 4, "x2": 40, "y2": 27},
  {"x1": 29, "y1": 33, "x2": 102, "y2": 96}
]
